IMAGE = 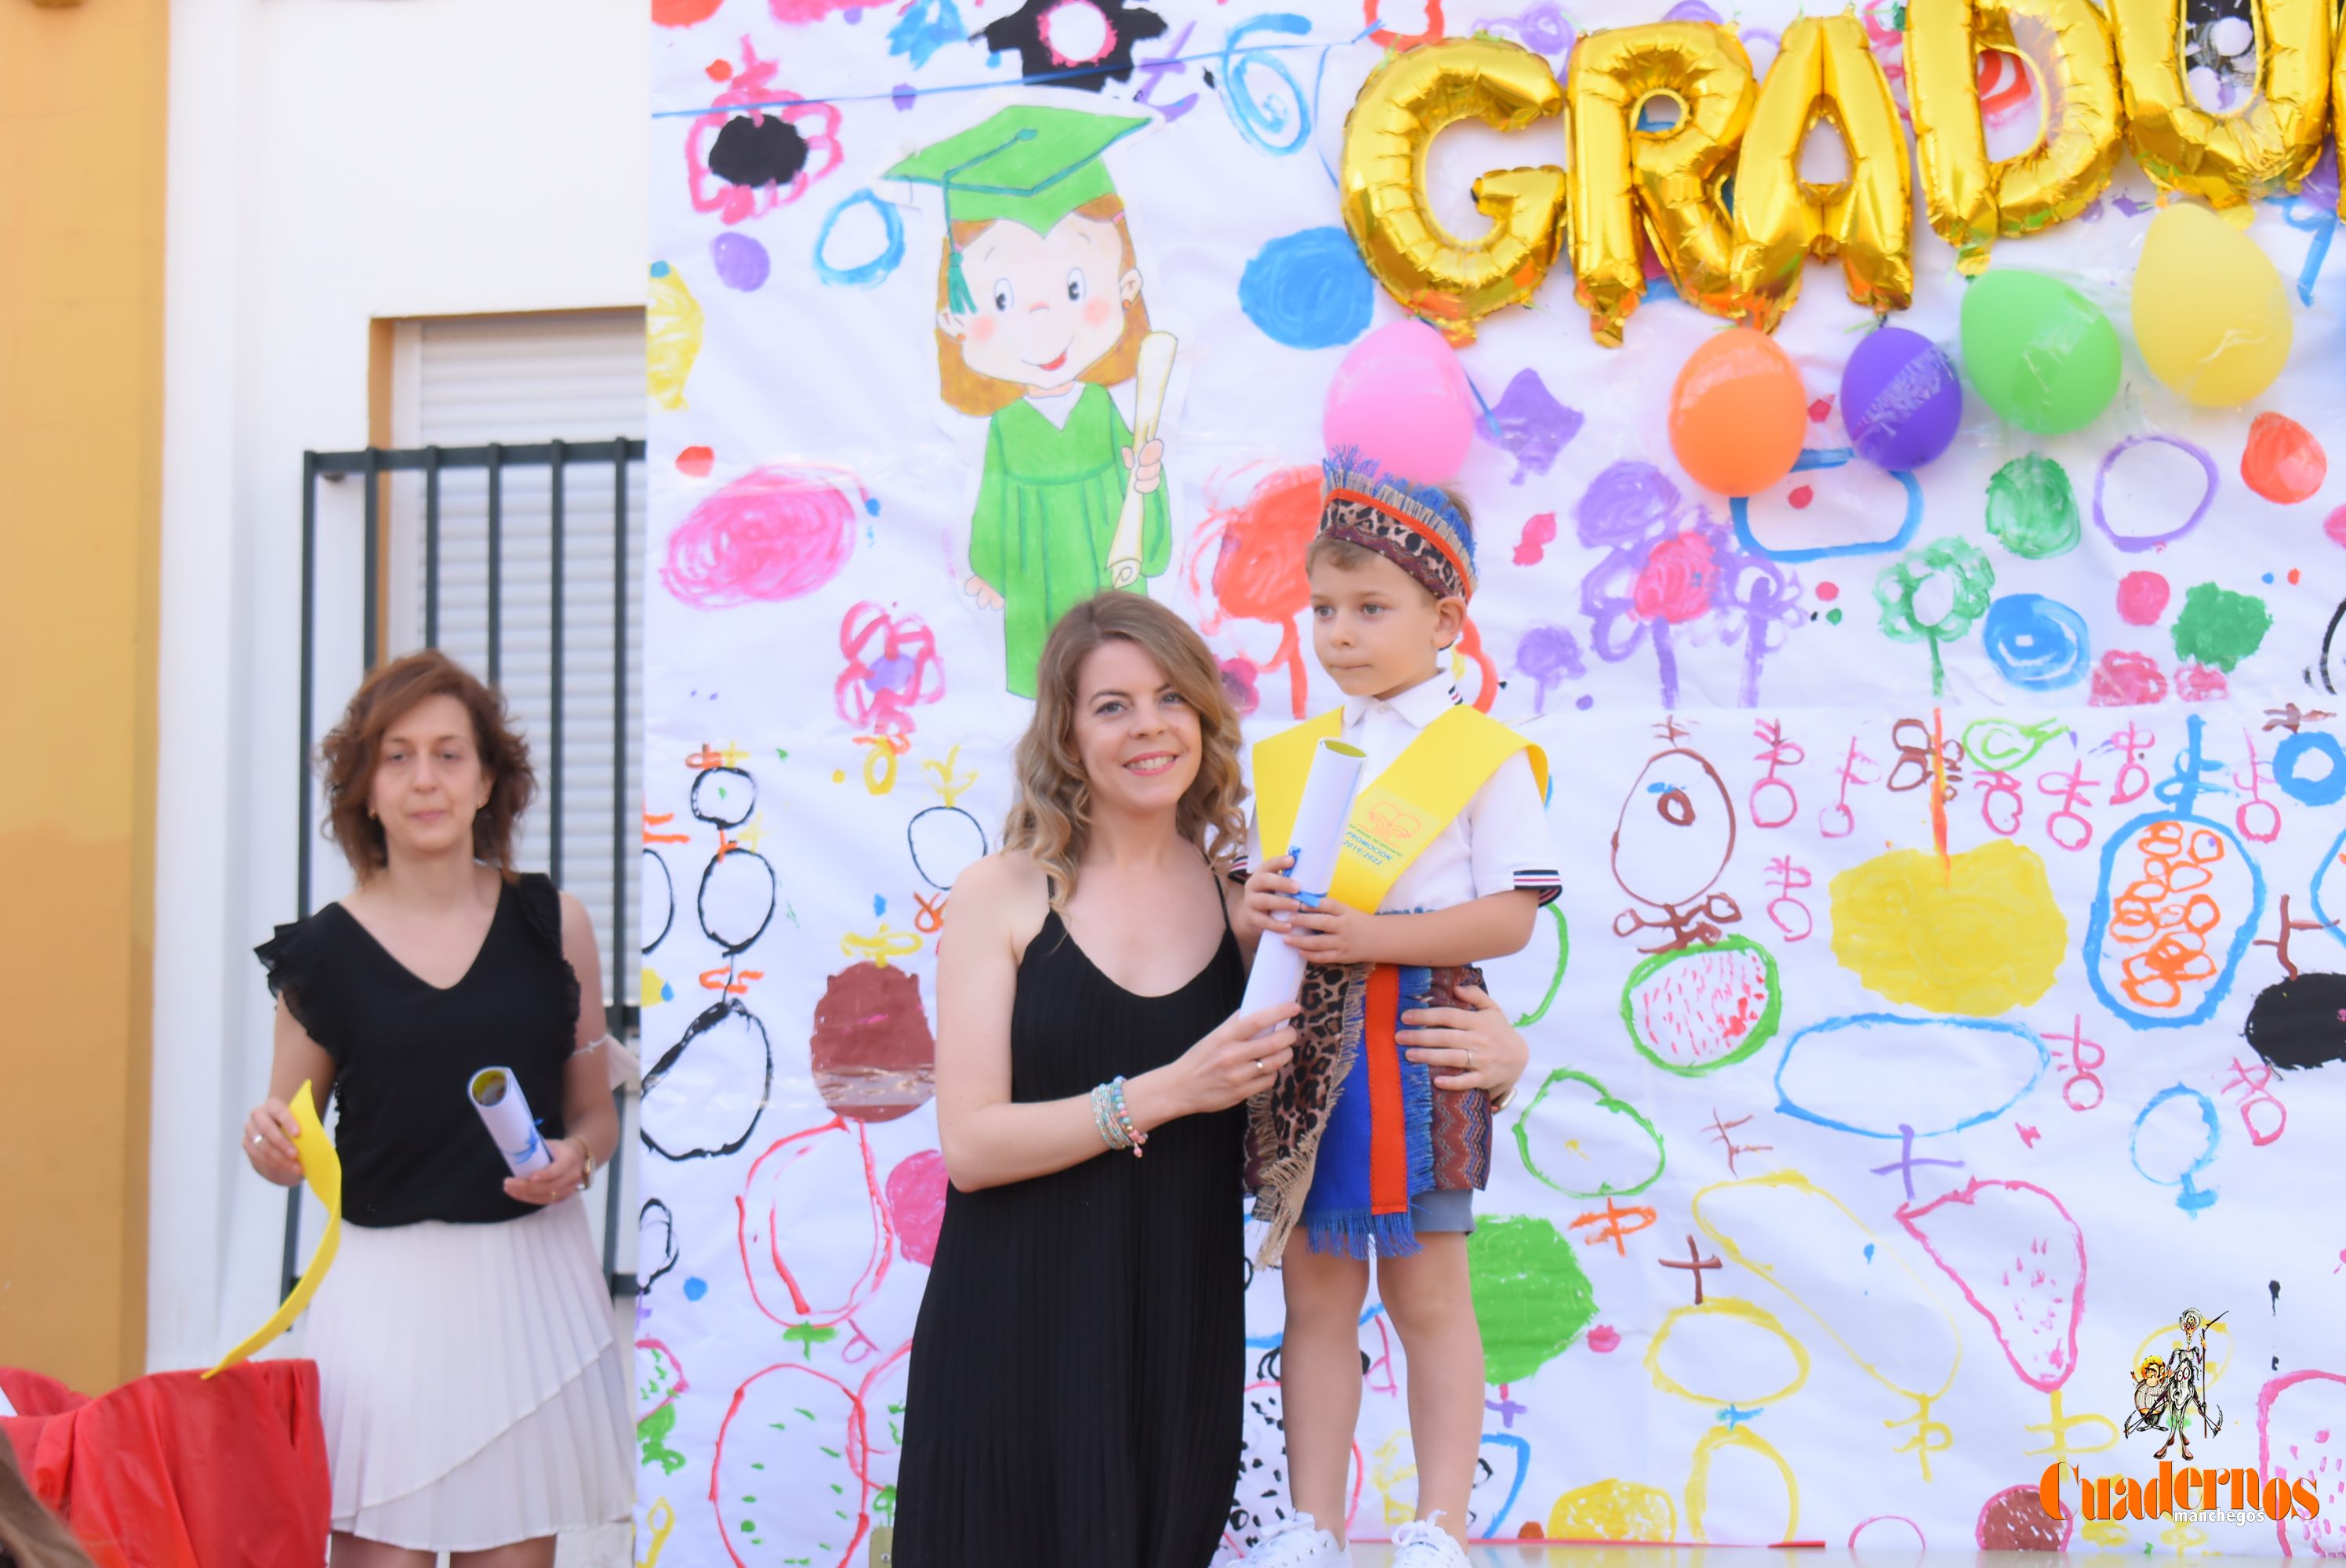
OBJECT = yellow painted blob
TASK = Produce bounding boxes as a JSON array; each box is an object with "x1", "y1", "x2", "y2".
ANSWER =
[
  {"x1": 1549, "y1": 1479, "x2": 1680, "y2": 1542},
  {"x1": 1829, "y1": 838, "x2": 2066, "y2": 1014},
  {"x1": 648, "y1": 262, "x2": 705, "y2": 412}
]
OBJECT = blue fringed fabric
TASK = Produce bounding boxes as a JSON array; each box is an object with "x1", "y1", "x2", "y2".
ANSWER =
[{"x1": 1298, "y1": 964, "x2": 1484, "y2": 1260}]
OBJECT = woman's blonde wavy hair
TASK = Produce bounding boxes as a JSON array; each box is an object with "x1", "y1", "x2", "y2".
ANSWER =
[{"x1": 1004, "y1": 593, "x2": 1248, "y2": 909}]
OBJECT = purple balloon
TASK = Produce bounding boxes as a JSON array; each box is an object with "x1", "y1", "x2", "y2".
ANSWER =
[
  {"x1": 711, "y1": 231, "x2": 771, "y2": 292},
  {"x1": 1841, "y1": 327, "x2": 1962, "y2": 470}
]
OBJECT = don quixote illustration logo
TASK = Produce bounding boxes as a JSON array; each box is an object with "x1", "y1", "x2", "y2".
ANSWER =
[{"x1": 2039, "y1": 1308, "x2": 2322, "y2": 1527}]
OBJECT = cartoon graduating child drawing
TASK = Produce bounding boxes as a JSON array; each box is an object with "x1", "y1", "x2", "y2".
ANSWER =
[{"x1": 889, "y1": 106, "x2": 1178, "y2": 701}]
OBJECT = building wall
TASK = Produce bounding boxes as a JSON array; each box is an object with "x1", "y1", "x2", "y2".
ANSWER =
[
  {"x1": 0, "y1": 0, "x2": 170, "y2": 1394},
  {"x1": 149, "y1": 0, "x2": 646, "y2": 1374}
]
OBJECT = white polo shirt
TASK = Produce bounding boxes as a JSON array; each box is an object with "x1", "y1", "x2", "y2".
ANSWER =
[{"x1": 1240, "y1": 674, "x2": 1560, "y2": 916}]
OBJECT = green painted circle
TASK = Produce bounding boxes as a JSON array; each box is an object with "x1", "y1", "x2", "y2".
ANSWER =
[
  {"x1": 1514, "y1": 1068, "x2": 1666, "y2": 1199},
  {"x1": 1618, "y1": 935, "x2": 1785, "y2": 1077}
]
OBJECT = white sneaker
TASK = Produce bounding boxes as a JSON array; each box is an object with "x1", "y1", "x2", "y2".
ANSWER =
[
  {"x1": 1390, "y1": 1515, "x2": 1471, "y2": 1567},
  {"x1": 1246, "y1": 1511, "x2": 1345, "y2": 1564}
]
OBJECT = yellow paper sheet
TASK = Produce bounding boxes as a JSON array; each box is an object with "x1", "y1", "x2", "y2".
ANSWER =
[{"x1": 205, "y1": 1081, "x2": 341, "y2": 1377}]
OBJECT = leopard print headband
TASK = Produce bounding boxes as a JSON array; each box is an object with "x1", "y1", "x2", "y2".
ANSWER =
[{"x1": 1317, "y1": 450, "x2": 1476, "y2": 601}]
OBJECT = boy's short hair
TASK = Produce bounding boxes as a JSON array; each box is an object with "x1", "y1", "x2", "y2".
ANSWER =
[{"x1": 1306, "y1": 486, "x2": 1473, "y2": 601}]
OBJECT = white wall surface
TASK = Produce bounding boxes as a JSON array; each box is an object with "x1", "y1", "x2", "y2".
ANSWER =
[{"x1": 152, "y1": 0, "x2": 647, "y2": 1374}]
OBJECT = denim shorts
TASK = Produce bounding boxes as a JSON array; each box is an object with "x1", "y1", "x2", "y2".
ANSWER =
[{"x1": 1409, "y1": 1188, "x2": 1476, "y2": 1235}]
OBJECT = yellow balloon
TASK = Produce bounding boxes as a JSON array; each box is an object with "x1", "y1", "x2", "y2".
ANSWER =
[
  {"x1": 1567, "y1": 22, "x2": 1755, "y2": 345},
  {"x1": 1727, "y1": 13, "x2": 1911, "y2": 332},
  {"x1": 1906, "y1": 0, "x2": 2123, "y2": 273},
  {"x1": 2130, "y1": 201, "x2": 2293, "y2": 406},
  {"x1": 2109, "y1": 0, "x2": 2329, "y2": 205},
  {"x1": 1338, "y1": 37, "x2": 1568, "y2": 344}
]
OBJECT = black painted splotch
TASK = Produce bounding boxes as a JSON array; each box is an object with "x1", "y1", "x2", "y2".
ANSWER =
[
  {"x1": 978, "y1": 0, "x2": 1168, "y2": 93},
  {"x1": 709, "y1": 114, "x2": 809, "y2": 188},
  {"x1": 2244, "y1": 972, "x2": 2346, "y2": 1071},
  {"x1": 2272, "y1": 1279, "x2": 2282, "y2": 1312}
]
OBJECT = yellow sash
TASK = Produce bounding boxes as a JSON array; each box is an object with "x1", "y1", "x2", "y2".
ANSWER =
[{"x1": 1255, "y1": 705, "x2": 1549, "y2": 914}]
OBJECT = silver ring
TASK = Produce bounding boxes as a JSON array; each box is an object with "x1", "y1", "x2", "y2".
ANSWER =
[
  {"x1": 250, "y1": 1134, "x2": 263, "y2": 1146},
  {"x1": 1253, "y1": 1059, "x2": 1264, "y2": 1074}
]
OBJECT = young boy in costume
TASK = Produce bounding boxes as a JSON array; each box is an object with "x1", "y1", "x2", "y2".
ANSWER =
[{"x1": 1239, "y1": 452, "x2": 1557, "y2": 1566}]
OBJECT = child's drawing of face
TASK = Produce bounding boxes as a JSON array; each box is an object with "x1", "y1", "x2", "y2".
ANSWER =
[{"x1": 939, "y1": 212, "x2": 1138, "y2": 394}]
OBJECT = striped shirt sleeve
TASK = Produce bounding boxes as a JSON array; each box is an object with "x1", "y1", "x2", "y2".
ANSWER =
[{"x1": 1467, "y1": 750, "x2": 1561, "y2": 906}]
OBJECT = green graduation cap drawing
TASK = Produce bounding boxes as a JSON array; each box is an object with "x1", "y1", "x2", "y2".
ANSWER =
[{"x1": 886, "y1": 105, "x2": 1149, "y2": 314}]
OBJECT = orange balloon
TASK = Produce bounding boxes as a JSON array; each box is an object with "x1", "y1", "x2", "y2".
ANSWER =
[{"x1": 1668, "y1": 328, "x2": 1807, "y2": 496}]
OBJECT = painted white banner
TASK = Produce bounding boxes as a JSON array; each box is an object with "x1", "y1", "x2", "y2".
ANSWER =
[{"x1": 641, "y1": 2, "x2": 2346, "y2": 1562}]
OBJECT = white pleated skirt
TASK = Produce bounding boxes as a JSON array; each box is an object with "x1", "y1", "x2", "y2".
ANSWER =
[{"x1": 303, "y1": 1196, "x2": 635, "y2": 1551}]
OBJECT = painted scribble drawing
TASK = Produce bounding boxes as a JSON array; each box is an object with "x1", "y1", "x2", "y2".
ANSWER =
[{"x1": 643, "y1": 2, "x2": 2346, "y2": 1561}]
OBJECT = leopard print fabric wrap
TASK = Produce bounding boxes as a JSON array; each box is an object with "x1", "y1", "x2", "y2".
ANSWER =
[
  {"x1": 1320, "y1": 492, "x2": 1472, "y2": 602},
  {"x1": 1247, "y1": 961, "x2": 1494, "y2": 1266},
  {"x1": 1247, "y1": 960, "x2": 1367, "y2": 1266}
]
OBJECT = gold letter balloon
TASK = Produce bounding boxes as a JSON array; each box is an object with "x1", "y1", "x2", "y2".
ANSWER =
[
  {"x1": 1727, "y1": 13, "x2": 1912, "y2": 332},
  {"x1": 1905, "y1": 0, "x2": 2123, "y2": 273},
  {"x1": 1567, "y1": 23, "x2": 1756, "y2": 345},
  {"x1": 1337, "y1": 36, "x2": 1567, "y2": 344},
  {"x1": 2109, "y1": 0, "x2": 2329, "y2": 204}
]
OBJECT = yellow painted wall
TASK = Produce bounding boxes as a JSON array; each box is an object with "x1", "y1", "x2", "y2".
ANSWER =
[{"x1": 0, "y1": 0, "x2": 167, "y2": 1392}]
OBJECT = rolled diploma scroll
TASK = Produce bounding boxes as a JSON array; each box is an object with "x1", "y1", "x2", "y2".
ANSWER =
[
  {"x1": 1235, "y1": 739, "x2": 1368, "y2": 1033},
  {"x1": 469, "y1": 1066, "x2": 554, "y2": 1175},
  {"x1": 1106, "y1": 332, "x2": 1176, "y2": 586}
]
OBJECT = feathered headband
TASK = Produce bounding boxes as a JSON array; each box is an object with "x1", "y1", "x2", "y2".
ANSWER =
[{"x1": 1317, "y1": 448, "x2": 1477, "y2": 602}]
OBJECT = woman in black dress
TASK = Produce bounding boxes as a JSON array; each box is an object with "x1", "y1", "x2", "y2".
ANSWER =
[
  {"x1": 238, "y1": 652, "x2": 633, "y2": 1566},
  {"x1": 894, "y1": 594, "x2": 1296, "y2": 1566},
  {"x1": 894, "y1": 595, "x2": 1536, "y2": 1563}
]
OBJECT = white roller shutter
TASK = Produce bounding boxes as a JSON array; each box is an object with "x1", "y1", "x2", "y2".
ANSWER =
[{"x1": 384, "y1": 310, "x2": 648, "y2": 1011}]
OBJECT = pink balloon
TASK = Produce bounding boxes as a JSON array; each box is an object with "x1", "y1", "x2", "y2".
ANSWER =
[{"x1": 1322, "y1": 319, "x2": 1474, "y2": 483}]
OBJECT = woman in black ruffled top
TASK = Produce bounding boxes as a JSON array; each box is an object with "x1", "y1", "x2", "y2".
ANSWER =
[{"x1": 240, "y1": 651, "x2": 632, "y2": 1567}]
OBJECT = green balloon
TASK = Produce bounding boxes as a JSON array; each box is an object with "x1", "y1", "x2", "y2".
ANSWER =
[{"x1": 1959, "y1": 270, "x2": 2122, "y2": 435}]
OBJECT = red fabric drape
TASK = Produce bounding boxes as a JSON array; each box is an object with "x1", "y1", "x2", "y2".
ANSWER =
[{"x1": 2, "y1": 1362, "x2": 329, "y2": 1568}]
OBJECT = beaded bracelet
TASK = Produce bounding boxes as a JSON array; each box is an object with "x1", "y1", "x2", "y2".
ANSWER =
[
  {"x1": 1109, "y1": 1076, "x2": 1146, "y2": 1158},
  {"x1": 1091, "y1": 1084, "x2": 1129, "y2": 1151}
]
